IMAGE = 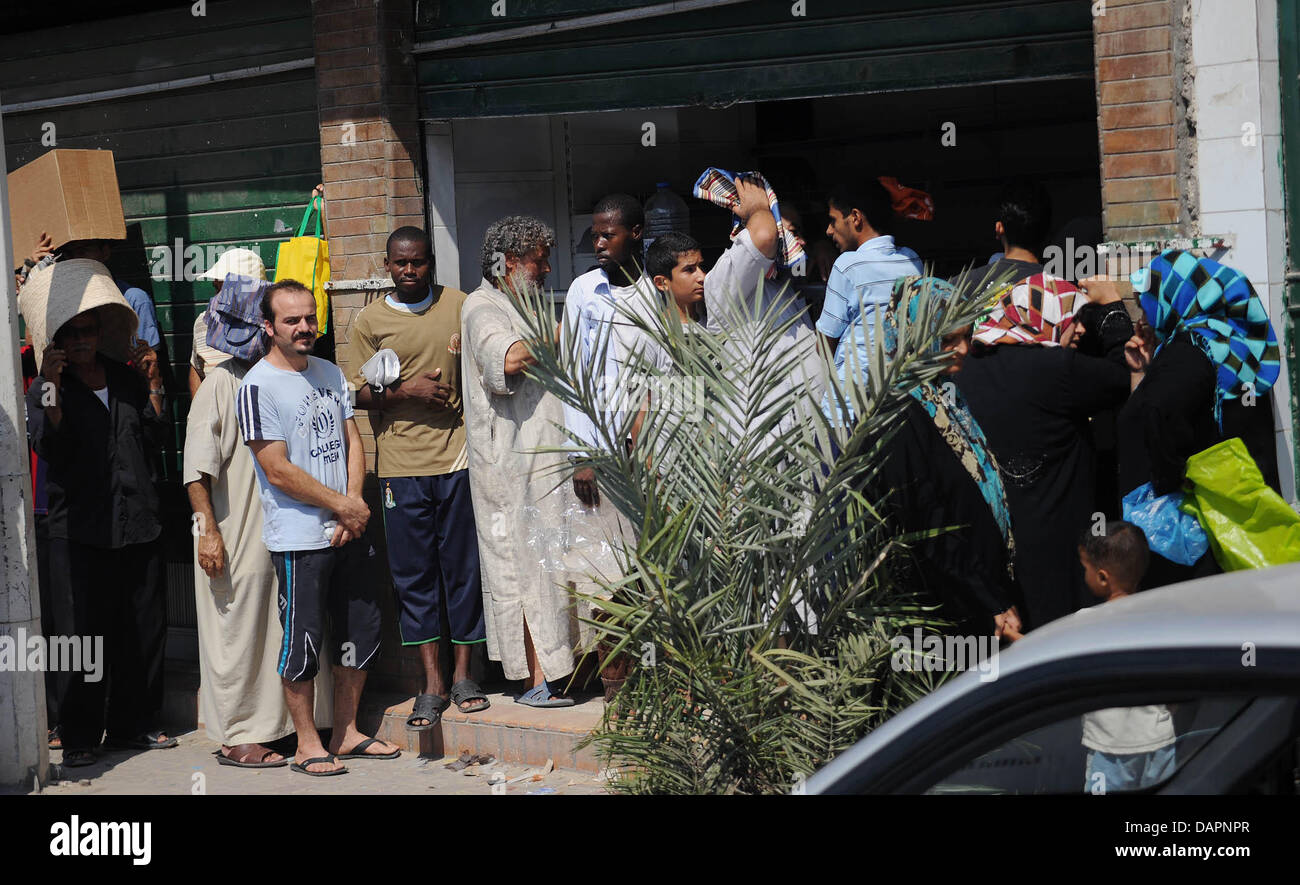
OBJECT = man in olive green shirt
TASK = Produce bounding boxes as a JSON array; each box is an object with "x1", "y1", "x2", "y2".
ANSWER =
[{"x1": 350, "y1": 227, "x2": 488, "y2": 729}]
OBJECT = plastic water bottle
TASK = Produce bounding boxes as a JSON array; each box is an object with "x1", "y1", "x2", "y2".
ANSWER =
[{"x1": 643, "y1": 182, "x2": 690, "y2": 252}]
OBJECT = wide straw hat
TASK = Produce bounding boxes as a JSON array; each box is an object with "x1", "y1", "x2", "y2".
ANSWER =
[
  {"x1": 18, "y1": 258, "x2": 139, "y2": 372},
  {"x1": 198, "y1": 247, "x2": 266, "y2": 281}
]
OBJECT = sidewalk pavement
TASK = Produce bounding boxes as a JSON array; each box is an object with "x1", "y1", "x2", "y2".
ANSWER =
[{"x1": 35, "y1": 731, "x2": 610, "y2": 796}]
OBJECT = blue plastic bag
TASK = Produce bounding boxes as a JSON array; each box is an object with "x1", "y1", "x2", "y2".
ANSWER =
[{"x1": 1121, "y1": 482, "x2": 1209, "y2": 567}]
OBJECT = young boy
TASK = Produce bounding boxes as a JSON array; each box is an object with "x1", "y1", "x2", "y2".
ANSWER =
[
  {"x1": 1077, "y1": 521, "x2": 1176, "y2": 792},
  {"x1": 646, "y1": 232, "x2": 706, "y2": 325}
]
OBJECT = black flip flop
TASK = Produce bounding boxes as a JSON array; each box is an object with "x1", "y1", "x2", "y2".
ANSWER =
[
  {"x1": 335, "y1": 737, "x2": 400, "y2": 760},
  {"x1": 450, "y1": 678, "x2": 491, "y2": 714},
  {"x1": 406, "y1": 692, "x2": 449, "y2": 731},
  {"x1": 290, "y1": 754, "x2": 347, "y2": 777}
]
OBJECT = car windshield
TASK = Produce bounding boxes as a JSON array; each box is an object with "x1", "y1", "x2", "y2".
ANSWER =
[{"x1": 924, "y1": 696, "x2": 1255, "y2": 795}]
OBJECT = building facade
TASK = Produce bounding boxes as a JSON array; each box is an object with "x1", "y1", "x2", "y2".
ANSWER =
[{"x1": 3, "y1": 0, "x2": 1296, "y2": 695}]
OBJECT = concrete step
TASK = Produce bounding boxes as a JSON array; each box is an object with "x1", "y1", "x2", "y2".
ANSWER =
[
  {"x1": 161, "y1": 660, "x2": 200, "y2": 735},
  {"x1": 360, "y1": 690, "x2": 606, "y2": 773},
  {"x1": 162, "y1": 664, "x2": 607, "y2": 774}
]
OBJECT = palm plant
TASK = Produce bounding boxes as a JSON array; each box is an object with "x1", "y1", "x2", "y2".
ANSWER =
[{"x1": 508, "y1": 267, "x2": 1001, "y2": 794}]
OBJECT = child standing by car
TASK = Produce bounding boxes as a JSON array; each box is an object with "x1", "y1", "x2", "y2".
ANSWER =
[{"x1": 1076, "y1": 521, "x2": 1177, "y2": 792}]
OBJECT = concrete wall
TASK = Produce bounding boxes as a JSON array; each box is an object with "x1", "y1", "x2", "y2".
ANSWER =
[
  {"x1": 1187, "y1": 0, "x2": 1294, "y2": 501},
  {"x1": 1094, "y1": 0, "x2": 1295, "y2": 502}
]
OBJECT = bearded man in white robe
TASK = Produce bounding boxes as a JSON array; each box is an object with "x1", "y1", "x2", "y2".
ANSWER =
[{"x1": 461, "y1": 215, "x2": 588, "y2": 707}]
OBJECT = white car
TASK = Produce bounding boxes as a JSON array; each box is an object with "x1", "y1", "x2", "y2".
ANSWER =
[{"x1": 805, "y1": 563, "x2": 1300, "y2": 795}]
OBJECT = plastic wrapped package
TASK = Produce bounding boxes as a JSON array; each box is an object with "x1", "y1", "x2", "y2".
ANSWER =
[
  {"x1": 1182, "y1": 437, "x2": 1300, "y2": 571},
  {"x1": 1121, "y1": 482, "x2": 1209, "y2": 567}
]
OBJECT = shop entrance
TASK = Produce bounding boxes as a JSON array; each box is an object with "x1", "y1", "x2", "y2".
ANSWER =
[{"x1": 425, "y1": 77, "x2": 1103, "y2": 302}]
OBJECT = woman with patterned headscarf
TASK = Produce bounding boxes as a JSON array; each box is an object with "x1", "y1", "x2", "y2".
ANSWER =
[
  {"x1": 870, "y1": 276, "x2": 1022, "y2": 640},
  {"x1": 956, "y1": 274, "x2": 1131, "y2": 631},
  {"x1": 1119, "y1": 250, "x2": 1282, "y2": 588}
]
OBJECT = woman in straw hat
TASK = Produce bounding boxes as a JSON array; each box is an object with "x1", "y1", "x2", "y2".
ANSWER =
[{"x1": 21, "y1": 259, "x2": 176, "y2": 768}]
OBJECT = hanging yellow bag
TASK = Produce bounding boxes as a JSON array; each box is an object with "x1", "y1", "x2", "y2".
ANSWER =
[
  {"x1": 274, "y1": 195, "x2": 331, "y2": 334},
  {"x1": 1181, "y1": 437, "x2": 1300, "y2": 571}
]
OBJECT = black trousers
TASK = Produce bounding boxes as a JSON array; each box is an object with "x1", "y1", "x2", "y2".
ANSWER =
[
  {"x1": 34, "y1": 513, "x2": 67, "y2": 729},
  {"x1": 49, "y1": 538, "x2": 166, "y2": 751}
]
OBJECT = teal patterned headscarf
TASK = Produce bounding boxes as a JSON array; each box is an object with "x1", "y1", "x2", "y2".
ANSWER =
[
  {"x1": 886, "y1": 277, "x2": 1015, "y2": 574},
  {"x1": 1132, "y1": 250, "x2": 1281, "y2": 426}
]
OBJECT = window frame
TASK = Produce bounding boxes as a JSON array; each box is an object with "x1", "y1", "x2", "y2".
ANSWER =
[{"x1": 831, "y1": 646, "x2": 1300, "y2": 794}]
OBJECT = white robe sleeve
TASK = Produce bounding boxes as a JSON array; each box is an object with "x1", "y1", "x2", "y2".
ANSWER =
[
  {"x1": 703, "y1": 228, "x2": 774, "y2": 336},
  {"x1": 463, "y1": 293, "x2": 521, "y2": 397},
  {"x1": 560, "y1": 278, "x2": 601, "y2": 452},
  {"x1": 183, "y1": 366, "x2": 232, "y2": 484}
]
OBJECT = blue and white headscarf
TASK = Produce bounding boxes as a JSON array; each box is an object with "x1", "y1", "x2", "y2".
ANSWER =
[{"x1": 1131, "y1": 250, "x2": 1280, "y2": 426}]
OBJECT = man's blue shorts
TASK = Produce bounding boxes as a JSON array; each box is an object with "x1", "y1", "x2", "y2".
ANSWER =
[
  {"x1": 271, "y1": 537, "x2": 382, "y2": 682},
  {"x1": 381, "y1": 470, "x2": 485, "y2": 646}
]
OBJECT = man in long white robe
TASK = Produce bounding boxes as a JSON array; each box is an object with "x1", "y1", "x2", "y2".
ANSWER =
[
  {"x1": 185, "y1": 357, "x2": 332, "y2": 764},
  {"x1": 461, "y1": 216, "x2": 583, "y2": 705}
]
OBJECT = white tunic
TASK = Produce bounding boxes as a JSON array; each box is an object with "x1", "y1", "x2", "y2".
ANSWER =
[
  {"x1": 183, "y1": 360, "x2": 332, "y2": 743},
  {"x1": 461, "y1": 278, "x2": 587, "y2": 682},
  {"x1": 703, "y1": 229, "x2": 829, "y2": 448}
]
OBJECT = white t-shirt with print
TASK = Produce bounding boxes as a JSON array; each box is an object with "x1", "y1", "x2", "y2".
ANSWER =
[{"x1": 236, "y1": 355, "x2": 354, "y2": 552}]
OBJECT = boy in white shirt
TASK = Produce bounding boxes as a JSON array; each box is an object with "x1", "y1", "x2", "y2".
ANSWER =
[{"x1": 1077, "y1": 521, "x2": 1177, "y2": 792}]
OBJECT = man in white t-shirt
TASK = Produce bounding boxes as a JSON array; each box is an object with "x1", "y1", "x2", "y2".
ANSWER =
[
  {"x1": 237, "y1": 280, "x2": 399, "y2": 776},
  {"x1": 561, "y1": 194, "x2": 651, "y2": 500}
]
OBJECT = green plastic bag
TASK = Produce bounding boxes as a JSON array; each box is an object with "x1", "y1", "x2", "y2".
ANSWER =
[{"x1": 1181, "y1": 437, "x2": 1300, "y2": 571}]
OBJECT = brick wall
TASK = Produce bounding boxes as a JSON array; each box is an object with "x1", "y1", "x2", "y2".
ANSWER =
[
  {"x1": 1094, "y1": 0, "x2": 1190, "y2": 241},
  {"x1": 313, "y1": 0, "x2": 424, "y2": 428},
  {"x1": 312, "y1": 0, "x2": 428, "y2": 694},
  {"x1": 313, "y1": 0, "x2": 425, "y2": 472}
]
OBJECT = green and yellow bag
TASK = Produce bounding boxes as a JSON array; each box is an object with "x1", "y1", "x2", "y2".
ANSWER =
[
  {"x1": 274, "y1": 195, "x2": 331, "y2": 334},
  {"x1": 1181, "y1": 437, "x2": 1300, "y2": 571}
]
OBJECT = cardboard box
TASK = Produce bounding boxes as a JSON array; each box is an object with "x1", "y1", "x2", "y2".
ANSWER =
[{"x1": 7, "y1": 149, "x2": 126, "y2": 262}]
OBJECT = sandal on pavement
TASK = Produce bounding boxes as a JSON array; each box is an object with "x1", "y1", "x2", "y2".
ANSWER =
[
  {"x1": 48, "y1": 728, "x2": 62, "y2": 751},
  {"x1": 450, "y1": 678, "x2": 491, "y2": 714},
  {"x1": 105, "y1": 730, "x2": 178, "y2": 751},
  {"x1": 62, "y1": 749, "x2": 95, "y2": 768},
  {"x1": 335, "y1": 737, "x2": 400, "y2": 760},
  {"x1": 290, "y1": 754, "x2": 347, "y2": 777},
  {"x1": 215, "y1": 744, "x2": 287, "y2": 769},
  {"x1": 515, "y1": 681, "x2": 576, "y2": 708},
  {"x1": 406, "y1": 692, "x2": 449, "y2": 731}
]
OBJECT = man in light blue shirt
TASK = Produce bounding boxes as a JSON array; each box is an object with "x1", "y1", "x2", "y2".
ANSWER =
[
  {"x1": 237, "y1": 280, "x2": 398, "y2": 776},
  {"x1": 817, "y1": 179, "x2": 922, "y2": 425},
  {"x1": 119, "y1": 283, "x2": 160, "y2": 349}
]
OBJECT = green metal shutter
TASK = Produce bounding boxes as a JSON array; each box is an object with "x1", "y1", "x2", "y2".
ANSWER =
[
  {"x1": 1, "y1": 0, "x2": 321, "y2": 559},
  {"x1": 417, "y1": 0, "x2": 1095, "y2": 118},
  {"x1": 1279, "y1": 0, "x2": 1300, "y2": 491}
]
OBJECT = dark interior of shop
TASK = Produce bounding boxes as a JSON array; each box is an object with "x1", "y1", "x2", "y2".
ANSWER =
[{"x1": 558, "y1": 76, "x2": 1102, "y2": 314}]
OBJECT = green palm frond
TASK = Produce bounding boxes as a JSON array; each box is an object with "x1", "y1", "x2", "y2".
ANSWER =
[{"x1": 497, "y1": 265, "x2": 1009, "y2": 794}]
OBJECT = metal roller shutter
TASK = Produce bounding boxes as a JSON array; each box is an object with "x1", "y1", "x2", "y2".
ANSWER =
[
  {"x1": 416, "y1": 0, "x2": 1096, "y2": 119},
  {"x1": 1, "y1": 0, "x2": 322, "y2": 640}
]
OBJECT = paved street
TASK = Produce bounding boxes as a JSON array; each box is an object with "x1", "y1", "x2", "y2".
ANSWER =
[{"x1": 36, "y1": 731, "x2": 610, "y2": 796}]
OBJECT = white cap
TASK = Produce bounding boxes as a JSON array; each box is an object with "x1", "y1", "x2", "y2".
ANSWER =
[{"x1": 199, "y1": 247, "x2": 266, "y2": 281}]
